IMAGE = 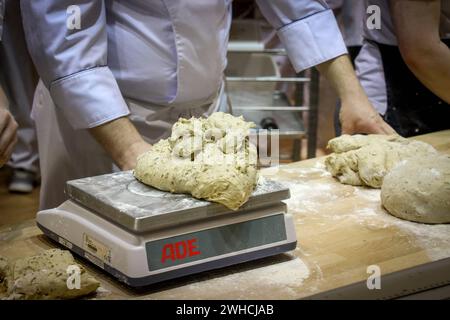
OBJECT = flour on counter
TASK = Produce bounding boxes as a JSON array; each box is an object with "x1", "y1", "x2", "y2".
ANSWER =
[
  {"x1": 262, "y1": 161, "x2": 450, "y2": 261},
  {"x1": 354, "y1": 207, "x2": 450, "y2": 260},
  {"x1": 353, "y1": 187, "x2": 381, "y2": 202},
  {"x1": 179, "y1": 257, "x2": 310, "y2": 299},
  {"x1": 280, "y1": 181, "x2": 338, "y2": 213}
]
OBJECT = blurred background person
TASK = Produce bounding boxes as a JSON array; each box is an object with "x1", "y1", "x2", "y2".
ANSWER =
[
  {"x1": 0, "y1": 0, "x2": 18, "y2": 172},
  {"x1": 354, "y1": 0, "x2": 450, "y2": 137},
  {"x1": 0, "y1": 0, "x2": 39, "y2": 193},
  {"x1": 0, "y1": 85, "x2": 17, "y2": 170}
]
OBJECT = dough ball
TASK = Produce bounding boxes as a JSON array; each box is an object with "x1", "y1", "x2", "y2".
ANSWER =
[
  {"x1": 381, "y1": 154, "x2": 450, "y2": 224},
  {"x1": 325, "y1": 134, "x2": 437, "y2": 188},
  {"x1": 7, "y1": 249, "x2": 100, "y2": 300},
  {"x1": 134, "y1": 112, "x2": 258, "y2": 210}
]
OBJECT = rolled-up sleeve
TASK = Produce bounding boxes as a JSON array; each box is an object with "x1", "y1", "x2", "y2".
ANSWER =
[
  {"x1": 21, "y1": 0, "x2": 129, "y2": 129},
  {"x1": 256, "y1": 0, "x2": 348, "y2": 72}
]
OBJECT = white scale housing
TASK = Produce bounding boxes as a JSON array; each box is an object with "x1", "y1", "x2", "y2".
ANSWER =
[{"x1": 37, "y1": 171, "x2": 297, "y2": 287}]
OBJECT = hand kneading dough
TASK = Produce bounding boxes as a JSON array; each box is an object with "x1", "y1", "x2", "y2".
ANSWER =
[
  {"x1": 325, "y1": 134, "x2": 436, "y2": 188},
  {"x1": 134, "y1": 112, "x2": 258, "y2": 210},
  {"x1": 6, "y1": 249, "x2": 100, "y2": 300},
  {"x1": 381, "y1": 155, "x2": 450, "y2": 224}
]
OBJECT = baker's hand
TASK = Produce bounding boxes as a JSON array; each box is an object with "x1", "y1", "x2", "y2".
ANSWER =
[
  {"x1": 89, "y1": 117, "x2": 152, "y2": 171},
  {"x1": 0, "y1": 108, "x2": 18, "y2": 167},
  {"x1": 315, "y1": 55, "x2": 396, "y2": 136},
  {"x1": 121, "y1": 140, "x2": 152, "y2": 171},
  {"x1": 340, "y1": 99, "x2": 397, "y2": 135}
]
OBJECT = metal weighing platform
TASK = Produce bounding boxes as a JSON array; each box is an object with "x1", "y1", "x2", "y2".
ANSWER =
[{"x1": 36, "y1": 171, "x2": 297, "y2": 287}]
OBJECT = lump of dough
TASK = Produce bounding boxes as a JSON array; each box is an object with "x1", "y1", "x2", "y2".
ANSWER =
[
  {"x1": 134, "y1": 112, "x2": 258, "y2": 210},
  {"x1": 325, "y1": 148, "x2": 363, "y2": 185},
  {"x1": 381, "y1": 154, "x2": 450, "y2": 224},
  {"x1": 0, "y1": 256, "x2": 10, "y2": 294},
  {"x1": 325, "y1": 134, "x2": 437, "y2": 188},
  {"x1": 7, "y1": 249, "x2": 100, "y2": 300},
  {"x1": 326, "y1": 134, "x2": 403, "y2": 153}
]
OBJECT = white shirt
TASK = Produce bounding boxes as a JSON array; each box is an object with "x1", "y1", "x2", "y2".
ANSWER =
[
  {"x1": 21, "y1": 0, "x2": 347, "y2": 129},
  {"x1": 327, "y1": 0, "x2": 365, "y2": 47}
]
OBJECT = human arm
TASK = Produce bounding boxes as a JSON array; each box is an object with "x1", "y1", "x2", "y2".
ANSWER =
[
  {"x1": 89, "y1": 117, "x2": 151, "y2": 170},
  {"x1": 316, "y1": 55, "x2": 396, "y2": 134},
  {"x1": 20, "y1": 1, "x2": 149, "y2": 169},
  {"x1": 255, "y1": 0, "x2": 395, "y2": 134},
  {"x1": 391, "y1": 0, "x2": 450, "y2": 103}
]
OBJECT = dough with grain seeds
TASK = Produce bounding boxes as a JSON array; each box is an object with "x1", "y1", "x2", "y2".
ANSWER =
[
  {"x1": 381, "y1": 155, "x2": 450, "y2": 224},
  {"x1": 325, "y1": 134, "x2": 436, "y2": 188},
  {"x1": 0, "y1": 256, "x2": 10, "y2": 294},
  {"x1": 6, "y1": 249, "x2": 100, "y2": 300},
  {"x1": 134, "y1": 112, "x2": 258, "y2": 210}
]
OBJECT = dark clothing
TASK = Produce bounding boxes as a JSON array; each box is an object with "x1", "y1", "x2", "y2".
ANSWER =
[{"x1": 376, "y1": 40, "x2": 450, "y2": 137}]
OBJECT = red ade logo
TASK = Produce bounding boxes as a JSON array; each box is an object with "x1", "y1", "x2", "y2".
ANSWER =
[{"x1": 161, "y1": 238, "x2": 201, "y2": 263}]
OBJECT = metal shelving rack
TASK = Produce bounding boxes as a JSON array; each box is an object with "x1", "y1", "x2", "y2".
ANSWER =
[{"x1": 225, "y1": 47, "x2": 320, "y2": 161}]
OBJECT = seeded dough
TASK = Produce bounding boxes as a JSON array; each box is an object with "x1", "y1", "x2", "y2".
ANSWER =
[
  {"x1": 325, "y1": 134, "x2": 437, "y2": 188},
  {"x1": 381, "y1": 155, "x2": 450, "y2": 224},
  {"x1": 5, "y1": 249, "x2": 100, "y2": 300},
  {"x1": 0, "y1": 256, "x2": 10, "y2": 294},
  {"x1": 134, "y1": 112, "x2": 258, "y2": 210}
]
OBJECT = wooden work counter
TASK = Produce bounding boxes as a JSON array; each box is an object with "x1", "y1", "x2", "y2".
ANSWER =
[{"x1": 1, "y1": 130, "x2": 450, "y2": 299}]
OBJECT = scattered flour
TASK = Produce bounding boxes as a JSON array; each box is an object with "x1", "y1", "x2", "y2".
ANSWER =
[
  {"x1": 93, "y1": 287, "x2": 111, "y2": 299},
  {"x1": 353, "y1": 187, "x2": 381, "y2": 202},
  {"x1": 263, "y1": 162, "x2": 450, "y2": 261},
  {"x1": 281, "y1": 167, "x2": 331, "y2": 178},
  {"x1": 281, "y1": 181, "x2": 338, "y2": 213},
  {"x1": 429, "y1": 168, "x2": 441, "y2": 177},
  {"x1": 350, "y1": 188, "x2": 450, "y2": 259},
  {"x1": 355, "y1": 207, "x2": 379, "y2": 218},
  {"x1": 354, "y1": 207, "x2": 450, "y2": 260},
  {"x1": 181, "y1": 257, "x2": 310, "y2": 299}
]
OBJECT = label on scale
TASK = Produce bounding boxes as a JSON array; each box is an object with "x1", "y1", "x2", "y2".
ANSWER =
[
  {"x1": 58, "y1": 236, "x2": 73, "y2": 249},
  {"x1": 145, "y1": 214, "x2": 287, "y2": 271},
  {"x1": 83, "y1": 233, "x2": 112, "y2": 264}
]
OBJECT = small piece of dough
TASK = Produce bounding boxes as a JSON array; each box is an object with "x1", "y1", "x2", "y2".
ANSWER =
[
  {"x1": 134, "y1": 112, "x2": 258, "y2": 210},
  {"x1": 381, "y1": 155, "x2": 450, "y2": 224},
  {"x1": 6, "y1": 249, "x2": 100, "y2": 300},
  {"x1": 0, "y1": 256, "x2": 10, "y2": 294},
  {"x1": 325, "y1": 134, "x2": 437, "y2": 188}
]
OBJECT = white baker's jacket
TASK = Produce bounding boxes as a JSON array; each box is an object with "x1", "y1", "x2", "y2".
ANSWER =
[
  {"x1": 21, "y1": 0, "x2": 347, "y2": 130},
  {"x1": 326, "y1": 0, "x2": 365, "y2": 47}
]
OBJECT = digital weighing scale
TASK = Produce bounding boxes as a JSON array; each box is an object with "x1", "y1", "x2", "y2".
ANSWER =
[{"x1": 36, "y1": 171, "x2": 297, "y2": 287}]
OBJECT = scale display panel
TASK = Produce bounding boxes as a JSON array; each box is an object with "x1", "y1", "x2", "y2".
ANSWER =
[{"x1": 146, "y1": 214, "x2": 286, "y2": 271}]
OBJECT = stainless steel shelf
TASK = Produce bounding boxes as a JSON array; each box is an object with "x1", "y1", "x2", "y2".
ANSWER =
[
  {"x1": 229, "y1": 91, "x2": 306, "y2": 138},
  {"x1": 225, "y1": 29, "x2": 320, "y2": 160}
]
